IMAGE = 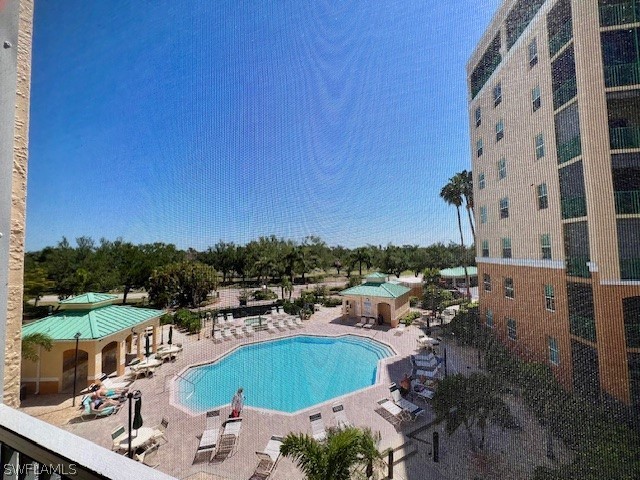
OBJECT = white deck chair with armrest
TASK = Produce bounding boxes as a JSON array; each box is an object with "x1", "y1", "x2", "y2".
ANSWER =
[
  {"x1": 266, "y1": 321, "x2": 277, "y2": 333},
  {"x1": 110, "y1": 425, "x2": 127, "y2": 451},
  {"x1": 135, "y1": 443, "x2": 160, "y2": 468},
  {"x1": 213, "y1": 329, "x2": 223, "y2": 343},
  {"x1": 394, "y1": 323, "x2": 405, "y2": 335},
  {"x1": 212, "y1": 418, "x2": 243, "y2": 462},
  {"x1": 152, "y1": 417, "x2": 169, "y2": 445},
  {"x1": 355, "y1": 317, "x2": 366, "y2": 328},
  {"x1": 309, "y1": 412, "x2": 327, "y2": 442},
  {"x1": 222, "y1": 327, "x2": 234, "y2": 340},
  {"x1": 363, "y1": 318, "x2": 374, "y2": 329},
  {"x1": 375, "y1": 398, "x2": 407, "y2": 424},
  {"x1": 193, "y1": 410, "x2": 221, "y2": 463},
  {"x1": 332, "y1": 404, "x2": 352, "y2": 429},
  {"x1": 389, "y1": 383, "x2": 425, "y2": 420},
  {"x1": 410, "y1": 379, "x2": 436, "y2": 403},
  {"x1": 250, "y1": 435, "x2": 284, "y2": 480},
  {"x1": 244, "y1": 324, "x2": 255, "y2": 336}
]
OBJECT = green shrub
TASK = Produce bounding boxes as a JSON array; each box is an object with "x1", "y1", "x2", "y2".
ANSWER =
[
  {"x1": 160, "y1": 313, "x2": 174, "y2": 325},
  {"x1": 400, "y1": 311, "x2": 421, "y2": 324},
  {"x1": 409, "y1": 296, "x2": 420, "y2": 307},
  {"x1": 322, "y1": 297, "x2": 342, "y2": 307},
  {"x1": 252, "y1": 288, "x2": 277, "y2": 301},
  {"x1": 347, "y1": 276, "x2": 362, "y2": 288},
  {"x1": 174, "y1": 309, "x2": 195, "y2": 327}
]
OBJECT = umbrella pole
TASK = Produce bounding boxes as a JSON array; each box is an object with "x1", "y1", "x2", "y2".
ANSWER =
[{"x1": 127, "y1": 392, "x2": 133, "y2": 459}]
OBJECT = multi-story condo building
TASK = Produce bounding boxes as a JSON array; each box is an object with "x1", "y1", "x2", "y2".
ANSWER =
[{"x1": 469, "y1": 0, "x2": 640, "y2": 416}]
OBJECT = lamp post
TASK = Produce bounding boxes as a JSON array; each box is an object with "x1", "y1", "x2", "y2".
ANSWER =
[
  {"x1": 71, "y1": 332, "x2": 81, "y2": 406},
  {"x1": 127, "y1": 389, "x2": 142, "y2": 459}
]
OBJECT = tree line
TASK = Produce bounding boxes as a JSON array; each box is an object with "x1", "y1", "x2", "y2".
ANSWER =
[{"x1": 24, "y1": 235, "x2": 474, "y2": 306}]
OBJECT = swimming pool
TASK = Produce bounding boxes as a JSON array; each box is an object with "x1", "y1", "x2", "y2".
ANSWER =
[{"x1": 174, "y1": 335, "x2": 394, "y2": 413}]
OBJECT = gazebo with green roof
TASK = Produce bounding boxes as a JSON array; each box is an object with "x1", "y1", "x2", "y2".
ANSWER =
[
  {"x1": 339, "y1": 273, "x2": 412, "y2": 327},
  {"x1": 21, "y1": 293, "x2": 164, "y2": 394},
  {"x1": 439, "y1": 266, "x2": 478, "y2": 288}
]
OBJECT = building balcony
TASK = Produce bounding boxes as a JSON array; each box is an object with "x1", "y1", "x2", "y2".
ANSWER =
[
  {"x1": 557, "y1": 135, "x2": 582, "y2": 164},
  {"x1": 553, "y1": 77, "x2": 578, "y2": 110},
  {"x1": 604, "y1": 62, "x2": 640, "y2": 88},
  {"x1": 621, "y1": 257, "x2": 640, "y2": 279},
  {"x1": 610, "y1": 126, "x2": 640, "y2": 150},
  {"x1": 566, "y1": 255, "x2": 591, "y2": 278},
  {"x1": 570, "y1": 313, "x2": 597, "y2": 342},
  {"x1": 549, "y1": 20, "x2": 573, "y2": 57},
  {"x1": 599, "y1": 0, "x2": 640, "y2": 27},
  {"x1": 615, "y1": 190, "x2": 640, "y2": 214}
]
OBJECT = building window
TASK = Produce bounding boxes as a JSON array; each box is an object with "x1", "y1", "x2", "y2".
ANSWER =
[
  {"x1": 496, "y1": 119, "x2": 504, "y2": 142},
  {"x1": 500, "y1": 197, "x2": 509, "y2": 219},
  {"x1": 535, "y1": 133, "x2": 545, "y2": 159},
  {"x1": 482, "y1": 239, "x2": 489, "y2": 257},
  {"x1": 480, "y1": 206, "x2": 488, "y2": 224},
  {"x1": 507, "y1": 318, "x2": 517, "y2": 340},
  {"x1": 475, "y1": 107, "x2": 481, "y2": 128},
  {"x1": 537, "y1": 183, "x2": 548, "y2": 209},
  {"x1": 548, "y1": 336, "x2": 560, "y2": 365},
  {"x1": 505, "y1": 278, "x2": 515, "y2": 298},
  {"x1": 529, "y1": 38, "x2": 538, "y2": 67},
  {"x1": 541, "y1": 233, "x2": 552, "y2": 259},
  {"x1": 493, "y1": 82, "x2": 502, "y2": 106},
  {"x1": 477, "y1": 139, "x2": 483, "y2": 157},
  {"x1": 479, "y1": 172, "x2": 486, "y2": 189},
  {"x1": 502, "y1": 237, "x2": 512, "y2": 258},
  {"x1": 498, "y1": 157, "x2": 507, "y2": 179},
  {"x1": 486, "y1": 309, "x2": 494, "y2": 328},
  {"x1": 532, "y1": 85, "x2": 541, "y2": 111},
  {"x1": 483, "y1": 273, "x2": 492, "y2": 291},
  {"x1": 545, "y1": 284, "x2": 556, "y2": 311}
]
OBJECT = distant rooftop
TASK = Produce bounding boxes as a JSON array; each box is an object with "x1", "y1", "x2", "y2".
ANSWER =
[
  {"x1": 340, "y1": 281, "x2": 410, "y2": 299},
  {"x1": 440, "y1": 266, "x2": 478, "y2": 278},
  {"x1": 59, "y1": 292, "x2": 118, "y2": 309}
]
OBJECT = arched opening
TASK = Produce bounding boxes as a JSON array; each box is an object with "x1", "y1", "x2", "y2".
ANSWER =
[
  {"x1": 377, "y1": 303, "x2": 391, "y2": 325},
  {"x1": 61, "y1": 349, "x2": 88, "y2": 393},
  {"x1": 101, "y1": 341, "x2": 118, "y2": 376}
]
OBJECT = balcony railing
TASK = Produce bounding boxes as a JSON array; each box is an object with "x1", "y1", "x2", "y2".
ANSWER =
[
  {"x1": 604, "y1": 62, "x2": 640, "y2": 88},
  {"x1": 557, "y1": 135, "x2": 582, "y2": 164},
  {"x1": 599, "y1": 0, "x2": 640, "y2": 27},
  {"x1": 615, "y1": 190, "x2": 640, "y2": 214},
  {"x1": 570, "y1": 314, "x2": 597, "y2": 342},
  {"x1": 566, "y1": 255, "x2": 591, "y2": 278},
  {"x1": 621, "y1": 257, "x2": 640, "y2": 280},
  {"x1": 553, "y1": 77, "x2": 577, "y2": 110},
  {"x1": 610, "y1": 126, "x2": 640, "y2": 150},
  {"x1": 549, "y1": 20, "x2": 573, "y2": 57}
]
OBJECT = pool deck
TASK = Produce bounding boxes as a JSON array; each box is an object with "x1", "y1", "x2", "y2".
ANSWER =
[{"x1": 20, "y1": 306, "x2": 564, "y2": 479}]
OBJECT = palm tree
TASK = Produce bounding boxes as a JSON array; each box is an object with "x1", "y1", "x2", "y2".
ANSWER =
[
  {"x1": 21, "y1": 332, "x2": 53, "y2": 362},
  {"x1": 280, "y1": 427, "x2": 383, "y2": 480},
  {"x1": 432, "y1": 373, "x2": 517, "y2": 452},
  {"x1": 455, "y1": 170, "x2": 475, "y2": 243},
  {"x1": 440, "y1": 179, "x2": 471, "y2": 300}
]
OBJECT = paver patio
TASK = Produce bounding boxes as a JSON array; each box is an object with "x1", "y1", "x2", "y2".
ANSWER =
[{"x1": 20, "y1": 305, "x2": 566, "y2": 479}]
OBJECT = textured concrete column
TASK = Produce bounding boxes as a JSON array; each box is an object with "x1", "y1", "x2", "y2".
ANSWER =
[{"x1": 1, "y1": 0, "x2": 33, "y2": 408}]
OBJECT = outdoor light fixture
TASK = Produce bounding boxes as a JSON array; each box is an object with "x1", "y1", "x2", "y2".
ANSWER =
[{"x1": 71, "y1": 332, "x2": 81, "y2": 407}]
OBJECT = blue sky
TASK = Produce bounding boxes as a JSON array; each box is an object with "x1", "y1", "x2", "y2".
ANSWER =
[{"x1": 27, "y1": 1, "x2": 500, "y2": 251}]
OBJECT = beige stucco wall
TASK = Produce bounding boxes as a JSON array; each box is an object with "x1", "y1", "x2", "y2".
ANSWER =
[{"x1": 3, "y1": 0, "x2": 33, "y2": 408}]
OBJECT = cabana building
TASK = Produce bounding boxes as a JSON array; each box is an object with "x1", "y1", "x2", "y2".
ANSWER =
[
  {"x1": 339, "y1": 273, "x2": 412, "y2": 328},
  {"x1": 439, "y1": 266, "x2": 478, "y2": 288},
  {"x1": 21, "y1": 293, "x2": 163, "y2": 394}
]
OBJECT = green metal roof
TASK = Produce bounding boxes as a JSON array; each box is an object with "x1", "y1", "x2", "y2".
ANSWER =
[
  {"x1": 365, "y1": 272, "x2": 388, "y2": 279},
  {"x1": 339, "y1": 282, "x2": 410, "y2": 299},
  {"x1": 439, "y1": 266, "x2": 478, "y2": 278},
  {"x1": 22, "y1": 305, "x2": 163, "y2": 341},
  {"x1": 59, "y1": 293, "x2": 118, "y2": 304}
]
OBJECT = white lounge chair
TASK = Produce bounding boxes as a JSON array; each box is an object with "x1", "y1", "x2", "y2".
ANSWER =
[
  {"x1": 266, "y1": 322, "x2": 277, "y2": 334},
  {"x1": 225, "y1": 313, "x2": 234, "y2": 323},
  {"x1": 363, "y1": 318, "x2": 374, "y2": 329},
  {"x1": 414, "y1": 367, "x2": 441, "y2": 379},
  {"x1": 222, "y1": 328, "x2": 234, "y2": 340},
  {"x1": 277, "y1": 320, "x2": 288, "y2": 331},
  {"x1": 193, "y1": 410, "x2": 221, "y2": 463},
  {"x1": 212, "y1": 418, "x2": 243, "y2": 461},
  {"x1": 250, "y1": 435, "x2": 284, "y2": 480},
  {"x1": 234, "y1": 326, "x2": 245, "y2": 338},
  {"x1": 110, "y1": 425, "x2": 127, "y2": 451},
  {"x1": 213, "y1": 329, "x2": 223, "y2": 343},
  {"x1": 152, "y1": 417, "x2": 169, "y2": 445},
  {"x1": 389, "y1": 383, "x2": 425, "y2": 420},
  {"x1": 411, "y1": 355, "x2": 438, "y2": 369},
  {"x1": 293, "y1": 317, "x2": 303, "y2": 328},
  {"x1": 394, "y1": 323, "x2": 405, "y2": 335},
  {"x1": 410, "y1": 380, "x2": 436, "y2": 403},
  {"x1": 285, "y1": 317, "x2": 297, "y2": 329},
  {"x1": 355, "y1": 317, "x2": 366, "y2": 328},
  {"x1": 375, "y1": 398, "x2": 406, "y2": 425},
  {"x1": 309, "y1": 412, "x2": 327, "y2": 442},
  {"x1": 332, "y1": 404, "x2": 352, "y2": 429},
  {"x1": 244, "y1": 324, "x2": 255, "y2": 336}
]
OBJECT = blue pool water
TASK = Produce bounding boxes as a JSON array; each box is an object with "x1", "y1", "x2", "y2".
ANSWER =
[{"x1": 175, "y1": 335, "x2": 393, "y2": 413}]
